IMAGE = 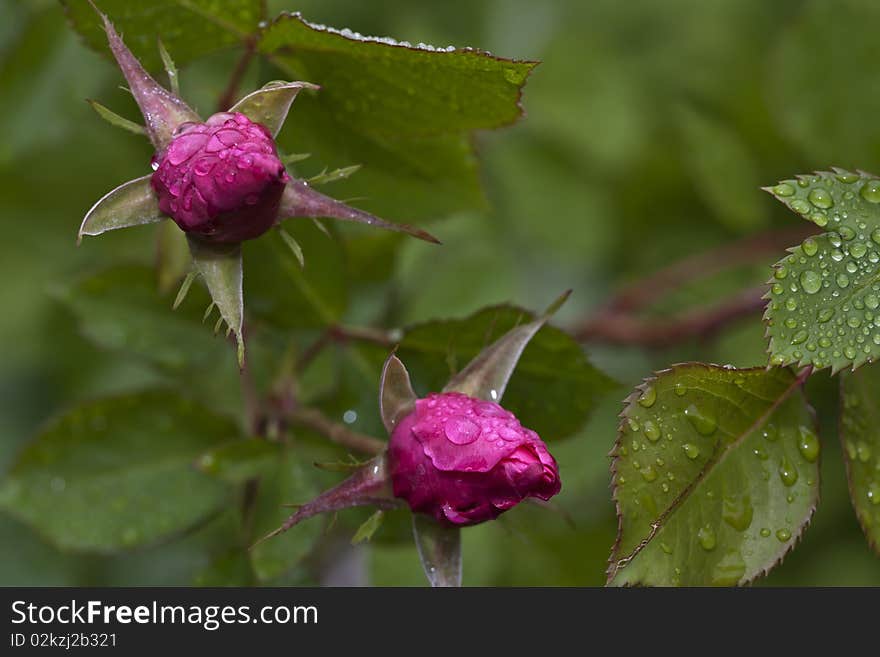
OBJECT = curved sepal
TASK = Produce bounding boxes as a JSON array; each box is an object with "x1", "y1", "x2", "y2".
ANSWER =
[
  {"x1": 93, "y1": 5, "x2": 200, "y2": 148},
  {"x1": 413, "y1": 514, "x2": 462, "y2": 587},
  {"x1": 380, "y1": 354, "x2": 417, "y2": 434},
  {"x1": 187, "y1": 237, "x2": 244, "y2": 367},
  {"x1": 443, "y1": 290, "x2": 572, "y2": 402},
  {"x1": 78, "y1": 175, "x2": 165, "y2": 243},
  {"x1": 229, "y1": 81, "x2": 319, "y2": 137},
  {"x1": 277, "y1": 179, "x2": 440, "y2": 244},
  {"x1": 252, "y1": 454, "x2": 398, "y2": 546}
]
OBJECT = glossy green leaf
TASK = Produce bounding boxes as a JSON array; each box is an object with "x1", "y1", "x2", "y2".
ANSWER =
[
  {"x1": 413, "y1": 514, "x2": 461, "y2": 587},
  {"x1": 764, "y1": 170, "x2": 880, "y2": 373},
  {"x1": 399, "y1": 305, "x2": 615, "y2": 441},
  {"x1": 196, "y1": 440, "x2": 283, "y2": 485},
  {"x1": 243, "y1": 221, "x2": 347, "y2": 329},
  {"x1": 259, "y1": 12, "x2": 535, "y2": 220},
  {"x1": 188, "y1": 238, "x2": 244, "y2": 366},
  {"x1": 0, "y1": 391, "x2": 237, "y2": 552},
  {"x1": 248, "y1": 450, "x2": 322, "y2": 582},
  {"x1": 78, "y1": 175, "x2": 164, "y2": 242},
  {"x1": 608, "y1": 364, "x2": 819, "y2": 586},
  {"x1": 229, "y1": 81, "x2": 318, "y2": 136},
  {"x1": 57, "y1": 264, "x2": 229, "y2": 372},
  {"x1": 839, "y1": 367, "x2": 880, "y2": 554},
  {"x1": 61, "y1": 0, "x2": 263, "y2": 70}
]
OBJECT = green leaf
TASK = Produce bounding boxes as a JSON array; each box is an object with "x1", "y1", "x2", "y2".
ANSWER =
[
  {"x1": 399, "y1": 305, "x2": 615, "y2": 441},
  {"x1": 58, "y1": 265, "x2": 227, "y2": 372},
  {"x1": 259, "y1": 12, "x2": 535, "y2": 220},
  {"x1": 412, "y1": 514, "x2": 461, "y2": 587},
  {"x1": 839, "y1": 366, "x2": 880, "y2": 554},
  {"x1": 351, "y1": 510, "x2": 384, "y2": 545},
  {"x1": 188, "y1": 238, "x2": 244, "y2": 366},
  {"x1": 78, "y1": 175, "x2": 164, "y2": 242},
  {"x1": 58, "y1": 264, "x2": 229, "y2": 372},
  {"x1": 196, "y1": 440, "x2": 282, "y2": 485},
  {"x1": 248, "y1": 450, "x2": 322, "y2": 582},
  {"x1": 61, "y1": 0, "x2": 263, "y2": 70},
  {"x1": 763, "y1": 170, "x2": 880, "y2": 373},
  {"x1": 243, "y1": 221, "x2": 347, "y2": 329},
  {"x1": 608, "y1": 364, "x2": 819, "y2": 587},
  {"x1": 0, "y1": 390, "x2": 237, "y2": 552}
]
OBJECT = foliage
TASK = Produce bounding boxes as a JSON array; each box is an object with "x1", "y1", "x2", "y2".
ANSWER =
[{"x1": 1, "y1": 0, "x2": 879, "y2": 587}]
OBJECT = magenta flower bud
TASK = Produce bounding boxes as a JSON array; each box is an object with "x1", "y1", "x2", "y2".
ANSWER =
[
  {"x1": 388, "y1": 392, "x2": 561, "y2": 526},
  {"x1": 150, "y1": 112, "x2": 289, "y2": 243}
]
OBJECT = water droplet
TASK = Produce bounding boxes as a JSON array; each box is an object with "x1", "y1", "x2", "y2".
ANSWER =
[
  {"x1": 778, "y1": 457, "x2": 799, "y2": 486},
  {"x1": 640, "y1": 465, "x2": 658, "y2": 482},
  {"x1": 627, "y1": 418, "x2": 640, "y2": 432},
  {"x1": 763, "y1": 424, "x2": 778, "y2": 442},
  {"x1": 775, "y1": 265, "x2": 788, "y2": 279},
  {"x1": 773, "y1": 183, "x2": 795, "y2": 197},
  {"x1": 797, "y1": 426, "x2": 820, "y2": 463},
  {"x1": 682, "y1": 443, "x2": 700, "y2": 459},
  {"x1": 808, "y1": 187, "x2": 833, "y2": 209},
  {"x1": 638, "y1": 386, "x2": 657, "y2": 408},
  {"x1": 722, "y1": 495, "x2": 754, "y2": 531},
  {"x1": 760, "y1": 528, "x2": 771, "y2": 537},
  {"x1": 775, "y1": 528, "x2": 792, "y2": 542},
  {"x1": 850, "y1": 242, "x2": 868, "y2": 259},
  {"x1": 643, "y1": 420, "x2": 662, "y2": 442},
  {"x1": 660, "y1": 542, "x2": 673, "y2": 554},
  {"x1": 836, "y1": 273, "x2": 850, "y2": 289},
  {"x1": 867, "y1": 481, "x2": 880, "y2": 505},
  {"x1": 860, "y1": 179, "x2": 880, "y2": 203},
  {"x1": 444, "y1": 416, "x2": 480, "y2": 445},
  {"x1": 785, "y1": 298, "x2": 799, "y2": 312},
  {"x1": 684, "y1": 404, "x2": 717, "y2": 436},
  {"x1": 844, "y1": 345, "x2": 858, "y2": 360},
  {"x1": 817, "y1": 308, "x2": 835, "y2": 323},
  {"x1": 872, "y1": 228, "x2": 880, "y2": 245},
  {"x1": 673, "y1": 383, "x2": 687, "y2": 397},
  {"x1": 791, "y1": 330, "x2": 808, "y2": 345},
  {"x1": 697, "y1": 525, "x2": 717, "y2": 551},
  {"x1": 791, "y1": 199, "x2": 810, "y2": 215},
  {"x1": 802, "y1": 238, "x2": 818, "y2": 256},
  {"x1": 856, "y1": 441, "x2": 872, "y2": 462},
  {"x1": 799, "y1": 270, "x2": 821, "y2": 294}
]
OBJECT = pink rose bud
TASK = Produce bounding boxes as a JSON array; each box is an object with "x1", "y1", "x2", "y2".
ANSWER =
[
  {"x1": 388, "y1": 392, "x2": 561, "y2": 526},
  {"x1": 150, "y1": 111, "x2": 289, "y2": 243}
]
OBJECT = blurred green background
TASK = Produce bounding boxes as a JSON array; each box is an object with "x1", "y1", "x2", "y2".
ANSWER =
[{"x1": 0, "y1": 0, "x2": 878, "y2": 585}]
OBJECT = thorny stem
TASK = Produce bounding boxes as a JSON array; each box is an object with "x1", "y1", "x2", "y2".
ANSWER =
[
  {"x1": 217, "y1": 38, "x2": 257, "y2": 112},
  {"x1": 285, "y1": 406, "x2": 385, "y2": 456}
]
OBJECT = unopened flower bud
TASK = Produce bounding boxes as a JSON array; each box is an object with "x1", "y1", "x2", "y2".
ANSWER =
[
  {"x1": 151, "y1": 112, "x2": 289, "y2": 243},
  {"x1": 388, "y1": 392, "x2": 561, "y2": 526}
]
